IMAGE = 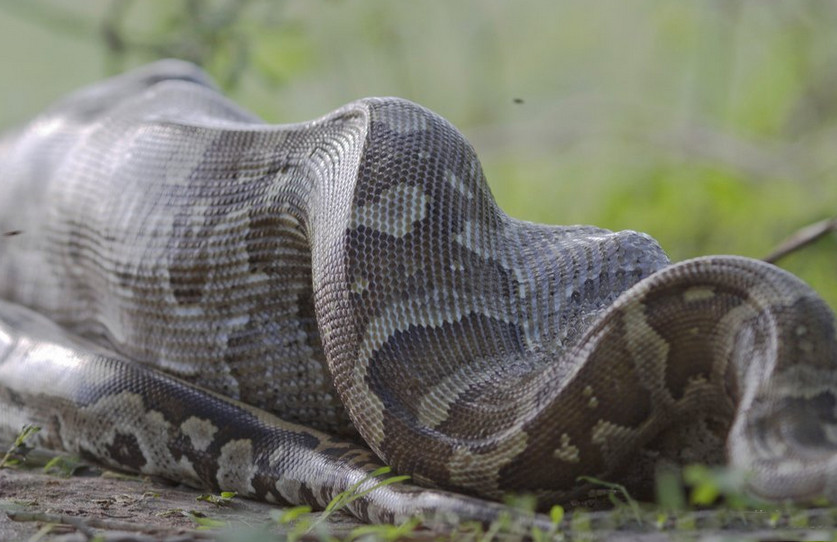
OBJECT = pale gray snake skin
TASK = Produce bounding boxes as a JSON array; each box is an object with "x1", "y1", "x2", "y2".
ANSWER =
[{"x1": 1, "y1": 60, "x2": 836, "y2": 526}]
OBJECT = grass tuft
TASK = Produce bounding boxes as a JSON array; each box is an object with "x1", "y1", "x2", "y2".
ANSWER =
[{"x1": 0, "y1": 424, "x2": 41, "y2": 468}]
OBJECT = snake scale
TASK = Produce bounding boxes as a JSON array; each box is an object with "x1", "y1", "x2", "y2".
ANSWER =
[{"x1": 1, "y1": 60, "x2": 837, "y2": 527}]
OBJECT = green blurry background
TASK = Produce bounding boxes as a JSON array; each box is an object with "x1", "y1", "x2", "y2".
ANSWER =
[{"x1": 1, "y1": 0, "x2": 835, "y2": 308}]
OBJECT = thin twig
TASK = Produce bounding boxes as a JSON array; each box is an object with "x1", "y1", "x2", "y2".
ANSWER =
[
  {"x1": 764, "y1": 217, "x2": 837, "y2": 264},
  {"x1": 7, "y1": 510, "x2": 212, "y2": 539},
  {"x1": 8, "y1": 511, "x2": 135, "y2": 532}
]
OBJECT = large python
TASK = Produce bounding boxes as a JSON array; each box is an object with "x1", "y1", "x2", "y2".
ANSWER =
[{"x1": 1, "y1": 60, "x2": 836, "y2": 527}]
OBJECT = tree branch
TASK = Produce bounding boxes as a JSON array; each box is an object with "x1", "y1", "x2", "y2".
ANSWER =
[{"x1": 764, "y1": 217, "x2": 837, "y2": 264}]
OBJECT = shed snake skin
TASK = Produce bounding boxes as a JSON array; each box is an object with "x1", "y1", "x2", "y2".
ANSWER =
[{"x1": 1, "y1": 60, "x2": 836, "y2": 526}]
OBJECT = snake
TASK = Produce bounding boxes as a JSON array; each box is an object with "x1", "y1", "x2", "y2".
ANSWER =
[{"x1": 1, "y1": 59, "x2": 836, "y2": 527}]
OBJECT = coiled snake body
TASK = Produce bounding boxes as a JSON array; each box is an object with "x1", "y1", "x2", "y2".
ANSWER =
[{"x1": 1, "y1": 60, "x2": 836, "y2": 525}]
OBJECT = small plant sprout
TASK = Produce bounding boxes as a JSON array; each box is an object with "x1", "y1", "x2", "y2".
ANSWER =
[
  {"x1": 197, "y1": 491, "x2": 238, "y2": 506},
  {"x1": 1, "y1": 425, "x2": 41, "y2": 468},
  {"x1": 577, "y1": 475, "x2": 642, "y2": 521}
]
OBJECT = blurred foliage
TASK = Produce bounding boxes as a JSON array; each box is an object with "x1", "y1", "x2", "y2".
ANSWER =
[{"x1": 0, "y1": 0, "x2": 834, "y2": 308}]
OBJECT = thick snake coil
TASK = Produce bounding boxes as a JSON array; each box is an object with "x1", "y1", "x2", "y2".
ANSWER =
[{"x1": 1, "y1": 60, "x2": 836, "y2": 526}]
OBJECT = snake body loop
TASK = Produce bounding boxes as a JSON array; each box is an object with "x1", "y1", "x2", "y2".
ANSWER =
[{"x1": 1, "y1": 60, "x2": 836, "y2": 525}]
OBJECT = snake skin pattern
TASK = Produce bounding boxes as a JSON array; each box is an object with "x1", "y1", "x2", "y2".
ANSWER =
[{"x1": 1, "y1": 60, "x2": 837, "y2": 526}]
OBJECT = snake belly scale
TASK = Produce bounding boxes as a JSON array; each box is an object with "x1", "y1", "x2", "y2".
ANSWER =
[{"x1": 1, "y1": 60, "x2": 836, "y2": 525}]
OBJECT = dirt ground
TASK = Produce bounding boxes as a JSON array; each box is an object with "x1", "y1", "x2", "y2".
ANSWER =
[
  {"x1": 4, "y1": 448, "x2": 837, "y2": 541},
  {"x1": 0, "y1": 451, "x2": 362, "y2": 542}
]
